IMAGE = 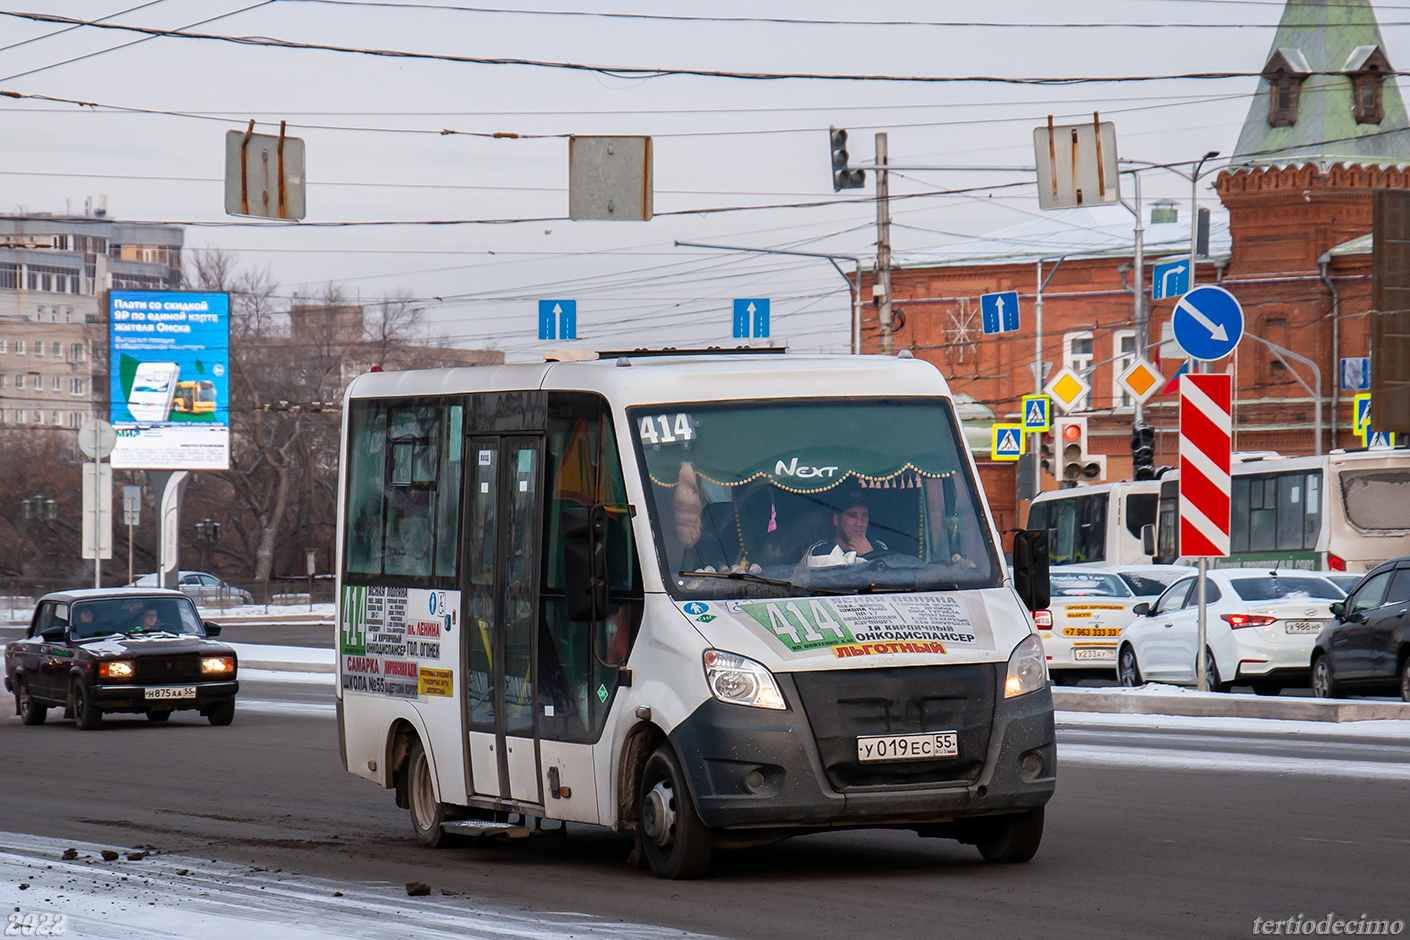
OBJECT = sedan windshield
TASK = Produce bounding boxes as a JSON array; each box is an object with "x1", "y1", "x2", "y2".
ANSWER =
[
  {"x1": 1230, "y1": 577, "x2": 1343, "y2": 602},
  {"x1": 70, "y1": 597, "x2": 204, "y2": 638},
  {"x1": 630, "y1": 399, "x2": 999, "y2": 599},
  {"x1": 1051, "y1": 573, "x2": 1132, "y2": 597}
]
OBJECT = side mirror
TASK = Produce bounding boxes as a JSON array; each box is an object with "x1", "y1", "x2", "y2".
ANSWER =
[
  {"x1": 1140, "y1": 524, "x2": 1156, "y2": 558},
  {"x1": 1329, "y1": 601, "x2": 1345, "y2": 620},
  {"x1": 563, "y1": 504, "x2": 609, "y2": 622},
  {"x1": 1011, "y1": 529, "x2": 1051, "y2": 612},
  {"x1": 203, "y1": 621, "x2": 222, "y2": 637},
  {"x1": 1132, "y1": 602, "x2": 1150, "y2": 617},
  {"x1": 40, "y1": 626, "x2": 66, "y2": 642}
]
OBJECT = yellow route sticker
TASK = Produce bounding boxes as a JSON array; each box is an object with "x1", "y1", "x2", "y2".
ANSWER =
[{"x1": 418, "y1": 667, "x2": 454, "y2": 696}]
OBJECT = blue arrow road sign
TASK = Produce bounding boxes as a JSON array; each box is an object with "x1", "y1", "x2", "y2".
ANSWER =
[
  {"x1": 1172, "y1": 285, "x2": 1244, "y2": 361},
  {"x1": 1341, "y1": 356, "x2": 1371, "y2": 391},
  {"x1": 539, "y1": 299, "x2": 576, "y2": 340},
  {"x1": 733, "y1": 299, "x2": 769, "y2": 338},
  {"x1": 1152, "y1": 259, "x2": 1190, "y2": 301},
  {"x1": 980, "y1": 291, "x2": 1020, "y2": 335},
  {"x1": 1022, "y1": 395, "x2": 1051, "y2": 432}
]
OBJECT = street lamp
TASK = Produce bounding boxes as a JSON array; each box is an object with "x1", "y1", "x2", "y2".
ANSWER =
[
  {"x1": 21, "y1": 495, "x2": 58, "y2": 521},
  {"x1": 193, "y1": 518, "x2": 222, "y2": 572},
  {"x1": 1190, "y1": 151, "x2": 1221, "y2": 286}
]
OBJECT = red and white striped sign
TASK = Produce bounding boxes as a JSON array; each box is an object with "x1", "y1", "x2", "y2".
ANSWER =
[{"x1": 1179, "y1": 373, "x2": 1232, "y2": 557}]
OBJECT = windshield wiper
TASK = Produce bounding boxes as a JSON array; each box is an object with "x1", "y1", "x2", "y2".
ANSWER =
[{"x1": 677, "y1": 571, "x2": 851, "y2": 596}]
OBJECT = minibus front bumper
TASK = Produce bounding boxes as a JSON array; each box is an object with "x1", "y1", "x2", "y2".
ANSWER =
[{"x1": 667, "y1": 663, "x2": 1055, "y2": 830}]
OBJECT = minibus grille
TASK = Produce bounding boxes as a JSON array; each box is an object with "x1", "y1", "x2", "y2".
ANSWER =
[{"x1": 792, "y1": 664, "x2": 997, "y2": 790}]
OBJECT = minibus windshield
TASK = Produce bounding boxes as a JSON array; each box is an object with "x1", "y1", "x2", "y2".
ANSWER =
[{"x1": 629, "y1": 398, "x2": 1001, "y2": 599}]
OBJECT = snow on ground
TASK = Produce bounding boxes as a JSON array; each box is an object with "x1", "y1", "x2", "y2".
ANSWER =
[
  {"x1": 197, "y1": 602, "x2": 335, "y2": 620},
  {"x1": 1056, "y1": 711, "x2": 1410, "y2": 740},
  {"x1": 0, "y1": 831, "x2": 719, "y2": 940},
  {"x1": 1057, "y1": 743, "x2": 1410, "y2": 780},
  {"x1": 225, "y1": 643, "x2": 335, "y2": 669}
]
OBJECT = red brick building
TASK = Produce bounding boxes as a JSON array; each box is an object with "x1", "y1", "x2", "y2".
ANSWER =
[{"x1": 860, "y1": 0, "x2": 1410, "y2": 537}]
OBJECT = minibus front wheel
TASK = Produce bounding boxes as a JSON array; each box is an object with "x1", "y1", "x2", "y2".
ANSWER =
[{"x1": 639, "y1": 745, "x2": 713, "y2": 879}]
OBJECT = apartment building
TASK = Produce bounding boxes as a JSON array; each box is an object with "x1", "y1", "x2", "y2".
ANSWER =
[{"x1": 0, "y1": 208, "x2": 183, "y2": 429}]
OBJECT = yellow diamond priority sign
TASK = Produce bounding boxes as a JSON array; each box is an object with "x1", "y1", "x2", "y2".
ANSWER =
[
  {"x1": 1117, "y1": 357, "x2": 1163, "y2": 405},
  {"x1": 1044, "y1": 367, "x2": 1091, "y2": 414}
]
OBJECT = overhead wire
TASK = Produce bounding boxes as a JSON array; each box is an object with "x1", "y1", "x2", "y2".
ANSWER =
[
  {"x1": 0, "y1": 10, "x2": 1378, "y2": 86},
  {"x1": 0, "y1": 1, "x2": 278, "y2": 83}
]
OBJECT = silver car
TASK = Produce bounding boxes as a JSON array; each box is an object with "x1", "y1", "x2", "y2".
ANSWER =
[{"x1": 131, "y1": 572, "x2": 253, "y2": 607}]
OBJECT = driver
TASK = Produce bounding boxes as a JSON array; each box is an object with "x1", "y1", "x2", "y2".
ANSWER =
[
  {"x1": 804, "y1": 492, "x2": 887, "y2": 567},
  {"x1": 129, "y1": 605, "x2": 163, "y2": 633}
]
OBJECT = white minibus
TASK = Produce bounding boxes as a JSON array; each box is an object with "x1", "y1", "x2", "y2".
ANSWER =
[
  {"x1": 1027, "y1": 480, "x2": 1162, "y2": 567},
  {"x1": 335, "y1": 351, "x2": 1054, "y2": 878}
]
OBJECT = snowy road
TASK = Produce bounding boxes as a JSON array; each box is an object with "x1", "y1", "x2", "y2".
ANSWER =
[{"x1": 3, "y1": 669, "x2": 1408, "y2": 938}]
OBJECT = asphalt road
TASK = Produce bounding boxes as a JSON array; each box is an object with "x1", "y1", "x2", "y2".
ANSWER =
[{"x1": 2, "y1": 680, "x2": 1407, "y2": 940}]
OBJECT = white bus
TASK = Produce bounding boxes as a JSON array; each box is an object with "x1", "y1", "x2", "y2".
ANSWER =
[
  {"x1": 1150, "y1": 450, "x2": 1410, "y2": 572},
  {"x1": 1026, "y1": 480, "x2": 1162, "y2": 567},
  {"x1": 335, "y1": 351, "x2": 1055, "y2": 878}
]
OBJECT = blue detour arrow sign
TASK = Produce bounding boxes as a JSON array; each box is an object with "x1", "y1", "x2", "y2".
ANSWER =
[
  {"x1": 1172, "y1": 284, "x2": 1244, "y2": 361},
  {"x1": 1152, "y1": 259, "x2": 1189, "y2": 301},
  {"x1": 980, "y1": 291, "x2": 1020, "y2": 335}
]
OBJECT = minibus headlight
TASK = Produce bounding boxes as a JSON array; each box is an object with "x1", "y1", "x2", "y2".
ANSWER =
[
  {"x1": 702, "y1": 650, "x2": 786, "y2": 710},
  {"x1": 1005, "y1": 634, "x2": 1047, "y2": 699}
]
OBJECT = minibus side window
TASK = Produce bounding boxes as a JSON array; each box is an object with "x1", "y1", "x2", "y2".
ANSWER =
[
  {"x1": 537, "y1": 392, "x2": 643, "y2": 744},
  {"x1": 343, "y1": 399, "x2": 463, "y2": 583}
]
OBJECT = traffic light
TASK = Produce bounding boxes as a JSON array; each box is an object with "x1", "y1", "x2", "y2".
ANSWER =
[
  {"x1": 1132, "y1": 424, "x2": 1156, "y2": 480},
  {"x1": 1039, "y1": 430, "x2": 1056, "y2": 478},
  {"x1": 1059, "y1": 417, "x2": 1106, "y2": 481},
  {"x1": 830, "y1": 127, "x2": 866, "y2": 191}
]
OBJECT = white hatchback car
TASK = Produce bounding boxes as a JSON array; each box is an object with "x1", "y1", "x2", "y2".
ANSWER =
[
  {"x1": 1116, "y1": 570, "x2": 1346, "y2": 695},
  {"x1": 1039, "y1": 569, "x2": 1144, "y2": 684}
]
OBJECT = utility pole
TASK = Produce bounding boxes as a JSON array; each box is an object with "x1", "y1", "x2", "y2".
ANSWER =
[
  {"x1": 875, "y1": 132, "x2": 893, "y2": 354},
  {"x1": 1132, "y1": 171, "x2": 1146, "y2": 428}
]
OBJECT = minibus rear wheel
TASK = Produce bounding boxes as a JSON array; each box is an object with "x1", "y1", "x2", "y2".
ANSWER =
[
  {"x1": 639, "y1": 745, "x2": 713, "y2": 879},
  {"x1": 407, "y1": 738, "x2": 452, "y2": 848}
]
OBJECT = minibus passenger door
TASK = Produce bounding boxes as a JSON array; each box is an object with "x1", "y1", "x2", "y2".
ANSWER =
[{"x1": 462, "y1": 436, "x2": 544, "y2": 806}]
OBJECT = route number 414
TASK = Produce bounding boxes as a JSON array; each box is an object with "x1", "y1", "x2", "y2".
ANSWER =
[
  {"x1": 6, "y1": 913, "x2": 66, "y2": 937},
  {"x1": 638, "y1": 413, "x2": 695, "y2": 445}
]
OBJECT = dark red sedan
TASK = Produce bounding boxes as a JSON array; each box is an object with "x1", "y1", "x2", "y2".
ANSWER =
[{"x1": 4, "y1": 589, "x2": 239, "y2": 729}]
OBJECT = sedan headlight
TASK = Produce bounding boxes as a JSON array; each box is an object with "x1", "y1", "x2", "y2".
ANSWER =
[
  {"x1": 1004, "y1": 634, "x2": 1047, "y2": 699},
  {"x1": 201, "y1": 657, "x2": 235, "y2": 675},
  {"x1": 702, "y1": 650, "x2": 786, "y2": 710},
  {"x1": 99, "y1": 660, "x2": 134, "y2": 679}
]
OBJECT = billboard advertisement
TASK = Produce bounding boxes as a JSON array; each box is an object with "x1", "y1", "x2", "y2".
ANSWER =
[{"x1": 108, "y1": 290, "x2": 231, "y2": 470}]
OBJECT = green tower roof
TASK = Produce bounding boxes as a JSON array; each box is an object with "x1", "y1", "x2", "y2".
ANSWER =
[{"x1": 1234, "y1": 0, "x2": 1410, "y2": 165}]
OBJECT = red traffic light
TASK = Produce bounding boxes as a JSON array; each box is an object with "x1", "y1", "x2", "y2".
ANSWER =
[{"x1": 1062, "y1": 423, "x2": 1082, "y2": 442}]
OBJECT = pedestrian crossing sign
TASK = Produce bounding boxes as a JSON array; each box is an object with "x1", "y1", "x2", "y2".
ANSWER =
[
  {"x1": 1363, "y1": 428, "x2": 1396, "y2": 449},
  {"x1": 991, "y1": 423, "x2": 1025, "y2": 461},
  {"x1": 1353, "y1": 393, "x2": 1372, "y2": 434},
  {"x1": 1021, "y1": 395, "x2": 1052, "y2": 432}
]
